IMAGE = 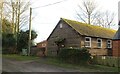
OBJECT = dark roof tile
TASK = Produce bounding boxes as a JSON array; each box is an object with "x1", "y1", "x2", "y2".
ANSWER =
[{"x1": 113, "y1": 27, "x2": 120, "y2": 40}]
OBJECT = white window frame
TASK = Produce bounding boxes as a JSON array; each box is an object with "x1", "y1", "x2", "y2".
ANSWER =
[
  {"x1": 85, "y1": 37, "x2": 91, "y2": 47},
  {"x1": 60, "y1": 23, "x2": 63, "y2": 28},
  {"x1": 107, "y1": 40, "x2": 112, "y2": 48},
  {"x1": 97, "y1": 38, "x2": 102, "y2": 48}
]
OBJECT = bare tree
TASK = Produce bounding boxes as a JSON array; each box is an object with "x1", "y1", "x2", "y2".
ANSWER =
[
  {"x1": 93, "y1": 11, "x2": 115, "y2": 28},
  {"x1": 0, "y1": 1, "x2": 3, "y2": 35},
  {"x1": 0, "y1": 0, "x2": 4, "y2": 22},
  {"x1": 75, "y1": 0, "x2": 115, "y2": 28},
  {"x1": 103, "y1": 11, "x2": 115, "y2": 28},
  {"x1": 3, "y1": 0, "x2": 30, "y2": 34},
  {"x1": 2, "y1": 0, "x2": 31, "y2": 51},
  {"x1": 75, "y1": 0, "x2": 97, "y2": 24}
]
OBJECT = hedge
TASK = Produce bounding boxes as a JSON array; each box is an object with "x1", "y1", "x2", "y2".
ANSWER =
[
  {"x1": 91, "y1": 56, "x2": 120, "y2": 67},
  {"x1": 58, "y1": 48, "x2": 91, "y2": 64}
]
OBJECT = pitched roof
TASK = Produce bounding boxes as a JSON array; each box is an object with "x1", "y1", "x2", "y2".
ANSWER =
[
  {"x1": 61, "y1": 18, "x2": 116, "y2": 39},
  {"x1": 113, "y1": 27, "x2": 120, "y2": 40}
]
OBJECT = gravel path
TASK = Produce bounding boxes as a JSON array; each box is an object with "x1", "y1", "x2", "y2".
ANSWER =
[{"x1": 2, "y1": 58, "x2": 80, "y2": 72}]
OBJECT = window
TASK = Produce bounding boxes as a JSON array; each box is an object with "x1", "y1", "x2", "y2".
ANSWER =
[
  {"x1": 107, "y1": 40, "x2": 112, "y2": 48},
  {"x1": 60, "y1": 23, "x2": 63, "y2": 28},
  {"x1": 85, "y1": 37, "x2": 91, "y2": 47},
  {"x1": 97, "y1": 38, "x2": 102, "y2": 48}
]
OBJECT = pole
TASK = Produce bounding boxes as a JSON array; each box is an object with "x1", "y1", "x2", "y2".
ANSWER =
[{"x1": 28, "y1": 7, "x2": 32, "y2": 56}]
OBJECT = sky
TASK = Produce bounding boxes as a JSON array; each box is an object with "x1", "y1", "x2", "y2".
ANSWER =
[{"x1": 27, "y1": 0, "x2": 120, "y2": 43}]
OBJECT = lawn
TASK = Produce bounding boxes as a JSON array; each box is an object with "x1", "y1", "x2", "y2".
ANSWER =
[{"x1": 3, "y1": 54, "x2": 40, "y2": 61}]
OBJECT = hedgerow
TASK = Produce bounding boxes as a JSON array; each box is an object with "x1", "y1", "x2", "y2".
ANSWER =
[{"x1": 58, "y1": 47, "x2": 91, "y2": 64}]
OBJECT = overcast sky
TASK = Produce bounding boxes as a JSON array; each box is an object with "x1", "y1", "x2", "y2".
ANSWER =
[{"x1": 27, "y1": 0, "x2": 120, "y2": 43}]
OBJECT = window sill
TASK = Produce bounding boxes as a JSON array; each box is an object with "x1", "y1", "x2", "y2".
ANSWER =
[{"x1": 84, "y1": 47, "x2": 91, "y2": 49}]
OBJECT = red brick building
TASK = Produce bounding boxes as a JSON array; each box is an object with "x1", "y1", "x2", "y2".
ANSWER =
[
  {"x1": 113, "y1": 27, "x2": 120, "y2": 57},
  {"x1": 113, "y1": 2, "x2": 120, "y2": 57},
  {"x1": 37, "y1": 40, "x2": 47, "y2": 56}
]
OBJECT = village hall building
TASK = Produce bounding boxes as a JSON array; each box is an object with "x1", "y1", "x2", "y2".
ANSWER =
[{"x1": 47, "y1": 18, "x2": 116, "y2": 56}]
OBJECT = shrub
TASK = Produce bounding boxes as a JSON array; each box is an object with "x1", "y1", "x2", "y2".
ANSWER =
[
  {"x1": 2, "y1": 34, "x2": 16, "y2": 54},
  {"x1": 2, "y1": 34, "x2": 16, "y2": 47},
  {"x1": 58, "y1": 48, "x2": 91, "y2": 64},
  {"x1": 91, "y1": 56, "x2": 120, "y2": 67},
  {"x1": 17, "y1": 30, "x2": 37, "y2": 52}
]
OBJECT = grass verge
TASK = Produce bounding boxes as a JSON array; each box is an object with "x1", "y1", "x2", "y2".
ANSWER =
[
  {"x1": 3, "y1": 54, "x2": 40, "y2": 61},
  {"x1": 43, "y1": 57, "x2": 119, "y2": 72}
]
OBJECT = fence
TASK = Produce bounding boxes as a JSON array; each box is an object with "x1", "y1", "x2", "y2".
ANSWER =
[{"x1": 92, "y1": 56, "x2": 120, "y2": 67}]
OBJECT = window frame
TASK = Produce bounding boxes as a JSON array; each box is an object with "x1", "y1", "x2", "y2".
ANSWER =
[
  {"x1": 107, "y1": 40, "x2": 112, "y2": 48},
  {"x1": 97, "y1": 38, "x2": 102, "y2": 48},
  {"x1": 85, "y1": 37, "x2": 91, "y2": 47}
]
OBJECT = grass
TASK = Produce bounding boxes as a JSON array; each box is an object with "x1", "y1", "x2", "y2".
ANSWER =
[
  {"x1": 3, "y1": 54, "x2": 40, "y2": 61},
  {"x1": 43, "y1": 57, "x2": 119, "y2": 72}
]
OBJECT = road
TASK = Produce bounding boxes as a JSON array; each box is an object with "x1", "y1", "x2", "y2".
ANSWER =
[{"x1": 2, "y1": 58, "x2": 80, "y2": 72}]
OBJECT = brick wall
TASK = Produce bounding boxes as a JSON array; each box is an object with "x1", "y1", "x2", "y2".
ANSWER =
[
  {"x1": 37, "y1": 41, "x2": 47, "y2": 56},
  {"x1": 112, "y1": 40, "x2": 120, "y2": 57},
  {"x1": 37, "y1": 41, "x2": 47, "y2": 48}
]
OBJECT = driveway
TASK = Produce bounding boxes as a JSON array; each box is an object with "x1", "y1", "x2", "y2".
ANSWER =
[{"x1": 2, "y1": 58, "x2": 80, "y2": 72}]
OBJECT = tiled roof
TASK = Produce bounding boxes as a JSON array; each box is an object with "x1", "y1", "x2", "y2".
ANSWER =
[
  {"x1": 62, "y1": 18, "x2": 116, "y2": 39},
  {"x1": 113, "y1": 27, "x2": 120, "y2": 40}
]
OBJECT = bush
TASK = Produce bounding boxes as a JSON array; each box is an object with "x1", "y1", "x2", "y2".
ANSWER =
[
  {"x1": 17, "y1": 30, "x2": 37, "y2": 52},
  {"x1": 2, "y1": 34, "x2": 16, "y2": 54},
  {"x1": 2, "y1": 34, "x2": 16, "y2": 47},
  {"x1": 58, "y1": 48, "x2": 91, "y2": 64}
]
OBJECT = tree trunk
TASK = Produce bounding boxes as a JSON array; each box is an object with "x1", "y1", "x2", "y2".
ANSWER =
[
  {"x1": 88, "y1": 14, "x2": 91, "y2": 24},
  {"x1": 12, "y1": 2, "x2": 15, "y2": 34}
]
